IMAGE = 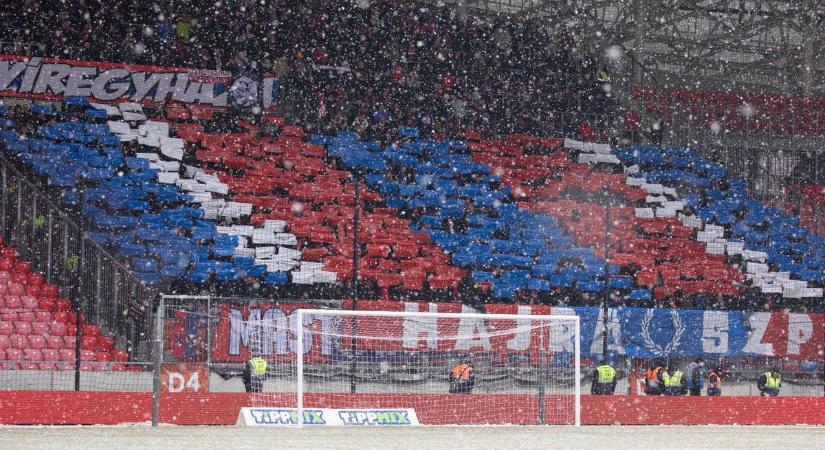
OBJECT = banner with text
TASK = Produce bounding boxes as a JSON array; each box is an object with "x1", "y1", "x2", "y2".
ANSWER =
[
  {"x1": 0, "y1": 54, "x2": 278, "y2": 108},
  {"x1": 237, "y1": 407, "x2": 419, "y2": 426},
  {"x1": 207, "y1": 300, "x2": 824, "y2": 362}
]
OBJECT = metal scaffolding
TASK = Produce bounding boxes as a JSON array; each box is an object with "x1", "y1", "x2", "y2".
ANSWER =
[{"x1": 446, "y1": 0, "x2": 825, "y2": 96}]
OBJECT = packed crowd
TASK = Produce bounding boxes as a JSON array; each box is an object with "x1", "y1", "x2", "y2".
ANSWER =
[{"x1": 1, "y1": 0, "x2": 618, "y2": 139}]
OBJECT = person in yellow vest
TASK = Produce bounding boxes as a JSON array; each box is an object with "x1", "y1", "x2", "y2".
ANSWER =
[
  {"x1": 757, "y1": 367, "x2": 781, "y2": 397},
  {"x1": 663, "y1": 365, "x2": 687, "y2": 396},
  {"x1": 242, "y1": 352, "x2": 268, "y2": 393},
  {"x1": 706, "y1": 367, "x2": 724, "y2": 396},
  {"x1": 449, "y1": 359, "x2": 476, "y2": 394},
  {"x1": 591, "y1": 359, "x2": 617, "y2": 395}
]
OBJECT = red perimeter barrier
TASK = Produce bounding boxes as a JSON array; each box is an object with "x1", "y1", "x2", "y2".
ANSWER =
[{"x1": 1, "y1": 392, "x2": 825, "y2": 425}]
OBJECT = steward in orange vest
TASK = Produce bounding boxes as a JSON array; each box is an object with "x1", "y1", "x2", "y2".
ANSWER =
[
  {"x1": 644, "y1": 362, "x2": 665, "y2": 396},
  {"x1": 707, "y1": 368, "x2": 723, "y2": 396},
  {"x1": 449, "y1": 361, "x2": 476, "y2": 394}
]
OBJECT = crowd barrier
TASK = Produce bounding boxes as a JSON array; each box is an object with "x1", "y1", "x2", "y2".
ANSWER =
[{"x1": 1, "y1": 391, "x2": 824, "y2": 426}]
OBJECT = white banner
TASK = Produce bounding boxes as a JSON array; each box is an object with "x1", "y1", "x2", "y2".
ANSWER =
[
  {"x1": 0, "y1": 55, "x2": 278, "y2": 109},
  {"x1": 236, "y1": 407, "x2": 420, "y2": 426}
]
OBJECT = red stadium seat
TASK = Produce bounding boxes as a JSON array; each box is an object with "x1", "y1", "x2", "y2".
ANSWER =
[
  {"x1": 38, "y1": 298, "x2": 55, "y2": 311},
  {"x1": 0, "y1": 335, "x2": 9, "y2": 349},
  {"x1": 366, "y1": 244, "x2": 391, "y2": 258},
  {"x1": 18, "y1": 362, "x2": 38, "y2": 370},
  {"x1": 14, "y1": 261, "x2": 31, "y2": 275},
  {"x1": 27, "y1": 272, "x2": 44, "y2": 287},
  {"x1": 14, "y1": 321, "x2": 31, "y2": 335},
  {"x1": 41, "y1": 284, "x2": 59, "y2": 299},
  {"x1": 50, "y1": 322, "x2": 67, "y2": 336},
  {"x1": 6, "y1": 347, "x2": 22, "y2": 361},
  {"x1": 95, "y1": 352, "x2": 112, "y2": 362},
  {"x1": 97, "y1": 336, "x2": 114, "y2": 352},
  {"x1": 80, "y1": 350, "x2": 95, "y2": 361},
  {"x1": 401, "y1": 271, "x2": 425, "y2": 291},
  {"x1": 40, "y1": 348, "x2": 60, "y2": 362},
  {"x1": 376, "y1": 273, "x2": 402, "y2": 288},
  {"x1": 28, "y1": 335, "x2": 46, "y2": 349},
  {"x1": 0, "y1": 321, "x2": 12, "y2": 335},
  {"x1": 31, "y1": 322, "x2": 49, "y2": 336},
  {"x1": 63, "y1": 336, "x2": 76, "y2": 349},
  {"x1": 51, "y1": 311, "x2": 69, "y2": 323},
  {"x1": 82, "y1": 324, "x2": 100, "y2": 337},
  {"x1": 1, "y1": 311, "x2": 17, "y2": 322},
  {"x1": 17, "y1": 311, "x2": 34, "y2": 322},
  {"x1": 81, "y1": 335, "x2": 98, "y2": 350},
  {"x1": 112, "y1": 349, "x2": 129, "y2": 362},
  {"x1": 20, "y1": 295, "x2": 38, "y2": 309},
  {"x1": 10, "y1": 334, "x2": 27, "y2": 349},
  {"x1": 59, "y1": 349, "x2": 75, "y2": 362},
  {"x1": 34, "y1": 311, "x2": 51, "y2": 322},
  {"x1": 12, "y1": 272, "x2": 28, "y2": 285},
  {"x1": 7, "y1": 283, "x2": 24, "y2": 296},
  {"x1": 23, "y1": 348, "x2": 43, "y2": 362},
  {"x1": 4, "y1": 295, "x2": 21, "y2": 309},
  {"x1": 54, "y1": 298, "x2": 71, "y2": 312},
  {"x1": 25, "y1": 284, "x2": 41, "y2": 298},
  {"x1": 47, "y1": 335, "x2": 63, "y2": 350}
]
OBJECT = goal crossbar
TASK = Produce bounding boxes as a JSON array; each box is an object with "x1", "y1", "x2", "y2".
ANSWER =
[{"x1": 295, "y1": 309, "x2": 581, "y2": 427}]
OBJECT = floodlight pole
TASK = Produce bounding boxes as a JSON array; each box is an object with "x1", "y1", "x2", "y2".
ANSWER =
[
  {"x1": 602, "y1": 200, "x2": 612, "y2": 357},
  {"x1": 350, "y1": 177, "x2": 360, "y2": 394}
]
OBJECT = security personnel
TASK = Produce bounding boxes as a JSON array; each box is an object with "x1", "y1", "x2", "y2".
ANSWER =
[
  {"x1": 663, "y1": 366, "x2": 687, "y2": 396},
  {"x1": 757, "y1": 367, "x2": 781, "y2": 397},
  {"x1": 706, "y1": 367, "x2": 723, "y2": 396},
  {"x1": 242, "y1": 353, "x2": 268, "y2": 393},
  {"x1": 644, "y1": 361, "x2": 665, "y2": 395},
  {"x1": 449, "y1": 360, "x2": 476, "y2": 394},
  {"x1": 686, "y1": 357, "x2": 705, "y2": 396},
  {"x1": 591, "y1": 360, "x2": 617, "y2": 395}
]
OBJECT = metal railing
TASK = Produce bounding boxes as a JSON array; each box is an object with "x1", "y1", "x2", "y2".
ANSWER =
[{"x1": 0, "y1": 150, "x2": 157, "y2": 361}]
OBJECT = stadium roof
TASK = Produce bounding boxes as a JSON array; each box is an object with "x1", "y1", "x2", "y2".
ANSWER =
[{"x1": 445, "y1": 0, "x2": 825, "y2": 96}]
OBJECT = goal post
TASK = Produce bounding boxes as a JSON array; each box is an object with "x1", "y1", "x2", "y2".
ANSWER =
[{"x1": 245, "y1": 309, "x2": 580, "y2": 427}]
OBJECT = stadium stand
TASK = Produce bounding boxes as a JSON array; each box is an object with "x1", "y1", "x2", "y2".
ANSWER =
[
  {"x1": 785, "y1": 184, "x2": 825, "y2": 236},
  {"x1": 0, "y1": 1, "x2": 614, "y2": 139},
  {"x1": 2, "y1": 95, "x2": 823, "y2": 312},
  {"x1": 0, "y1": 234, "x2": 126, "y2": 371},
  {"x1": 635, "y1": 87, "x2": 825, "y2": 135}
]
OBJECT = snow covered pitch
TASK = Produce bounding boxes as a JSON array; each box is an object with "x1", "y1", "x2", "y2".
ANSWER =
[{"x1": 3, "y1": 425, "x2": 825, "y2": 449}]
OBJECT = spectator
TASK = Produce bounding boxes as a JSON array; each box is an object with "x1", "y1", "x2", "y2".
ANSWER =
[{"x1": 686, "y1": 357, "x2": 705, "y2": 396}]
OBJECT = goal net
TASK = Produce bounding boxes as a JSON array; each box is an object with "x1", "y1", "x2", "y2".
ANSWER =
[{"x1": 245, "y1": 309, "x2": 580, "y2": 426}]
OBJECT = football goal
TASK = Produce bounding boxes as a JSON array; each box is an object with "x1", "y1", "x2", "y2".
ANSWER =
[{"x1": 241, "y1": 309, "x2": 580, "y2": 426}]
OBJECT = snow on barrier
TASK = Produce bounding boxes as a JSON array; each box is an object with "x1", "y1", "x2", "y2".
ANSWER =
[{"x1": 2, "y1": 391, "x2": 825, "y2": 426}]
